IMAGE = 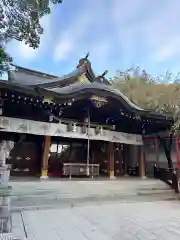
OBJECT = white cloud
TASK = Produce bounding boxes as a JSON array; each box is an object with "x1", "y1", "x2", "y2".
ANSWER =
[
  {"x1": 110, "y1": 0, "x2": 147, "y2": 60},
  {"x1": 5, "y1": 0, "x2": 180, "y2": 74},
  {"x1": 111, "y1": 0, "x2": 145, "y2": 25},
  {"x1": 142, "y1": 1, "x2": 180, "y2": 62},
  {"x1": 54, "y1": 38, "x2": 74, "y2": 62},
  {"x1": 17, "y1": 42, "x2": 37, "y2": 60},
  {"x1": 110, "y1": 0, "x2": 180, "y2": 65},
  {"x1": 53, "y1": 0, "x2": 111, "y2": 63},
  {"x1": 53, "y1": 10, "x2": 93, "y2": 62},
  {"x1": 153, "y1": 37, "x2": 180, "y2": 63},
  {"x1": 90, "y1": 40, "x2": 112, "y2": 68}
]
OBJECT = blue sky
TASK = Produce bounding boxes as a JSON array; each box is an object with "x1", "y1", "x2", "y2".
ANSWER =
[{"x1": 5, "y1": 0, "x2": 180, "y2": 79}]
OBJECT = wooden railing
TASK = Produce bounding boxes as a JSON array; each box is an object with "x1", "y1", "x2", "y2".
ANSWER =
[{"x1": 154, "y1": 165, "x2": 179, "y2": 193}]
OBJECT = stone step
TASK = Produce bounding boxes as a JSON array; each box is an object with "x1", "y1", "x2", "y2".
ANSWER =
[
  {"x1": 0, "y1": 186, "x2": 12, "y2": 197},
  {"x1": 11, "y1": 189, "x2": 179, "y2": 212},
  {"x1": 0, "y1": 233, "x2": 22, "y2": 240},
  {"x1": 10, "y1": 188, "x2": 174, "y2": 201}
]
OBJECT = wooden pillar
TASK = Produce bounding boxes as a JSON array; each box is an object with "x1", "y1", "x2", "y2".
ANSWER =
[
  {"x1": 123, "y1": 144, "x2": 128, "y2": 176},
  {"x1": 139, "y1": 145, "x2": 146, "y2": 178},
  {"x1": 40, "y1": 135, "x2": 51, "y2": 180},
  {"x1": 155, "y1": 139, "x2": 159, "y2": 167},
  {"x1": 175, "y1": 137, "x2": 180, "y2": 169},
  {"x1": 108, "y1": 142, "x2": 115, "y2": 179}
]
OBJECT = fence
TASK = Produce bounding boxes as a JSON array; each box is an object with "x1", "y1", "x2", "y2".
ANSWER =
[{"x1": 154, "y1": 165, "x2": 179, "y2": 193}]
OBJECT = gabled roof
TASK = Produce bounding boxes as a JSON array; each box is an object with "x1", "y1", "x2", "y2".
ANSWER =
[
  {"x1": 3, "y1": 56, "x2": 172, "y2": 124},
  {"x1": 44, "y1": 82, "x2": 144, "y2": 111},
  {"x1": 8, "y1": 54, "x2": 112, "y2": 88},
  {"x1": 8, "y1": 65, "x2": 79, "y2": 87},
  {"x1": 10, "y1": 65, "x2": 58, "y2": 79}
]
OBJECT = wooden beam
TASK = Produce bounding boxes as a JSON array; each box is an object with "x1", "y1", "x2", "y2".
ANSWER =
[
  {"x1": 139, "y1": 146, "x2": 146, "y2": 178},
  {"x1": 40, "y1": 135, "x2": 51, "y2": 180},
  {"x1": 108, "y1": 142, "x2": 115, "y2": 179}
]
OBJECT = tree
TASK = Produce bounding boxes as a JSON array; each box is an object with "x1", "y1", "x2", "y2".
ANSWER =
[
  {"x1": 0, "y1": 45, "x2": 12, "y2": 76},
  {"x1": 0, "y1": 0, "x2": 62, "y2": 75},
  {"x1": 113, "y1": 68, "x2": 180, "y2": 169},
  {"x1": 113, "y1": 68, "x2": 180, "y2": 128},
  {"x1": 0, "y1": 0, "x2": 62, "y2": 48}
]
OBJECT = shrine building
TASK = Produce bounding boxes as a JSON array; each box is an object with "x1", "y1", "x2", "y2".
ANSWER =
[{"x1": 0, "y1": 55, "x2": 175, "y2": 179}]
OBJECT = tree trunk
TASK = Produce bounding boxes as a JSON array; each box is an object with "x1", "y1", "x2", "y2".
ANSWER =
[{"x1": 159, "y1": 134, "x2": 173, "y2": 170}]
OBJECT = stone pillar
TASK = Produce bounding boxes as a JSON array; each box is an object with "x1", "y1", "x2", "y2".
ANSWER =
[
  {"x1": 40, "y1": 136, "x2": 51, "y2": 180},
  {"x1": 139, "y1": 145, "x2": 146, "y2": 178},
  {"x1": 0, "y1": 140, "x2": 14, "y2": 167},
  {"x1": 108, "y1": 142, "x2": 115, "y2": 179}
]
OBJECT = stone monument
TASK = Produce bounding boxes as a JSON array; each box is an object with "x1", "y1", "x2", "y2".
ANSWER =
[{"x1": 0, "y1": 140, "x2": 14, "y2": 233}]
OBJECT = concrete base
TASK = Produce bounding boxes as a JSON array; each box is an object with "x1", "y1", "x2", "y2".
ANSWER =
[
  {"x1": 40, "y1": 176, "x2": 49, "y2": 180},
  {"x1": 40, "y1": 169, "x2": 49, "y2": 180},
  {"x1": 141, "y1": 176, "x2": 147, "y2": 180},
  {"x1": 109, "y1": 175, "x2": 116, "y2": 180}
]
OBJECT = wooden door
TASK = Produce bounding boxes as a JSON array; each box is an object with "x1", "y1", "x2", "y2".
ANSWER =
[{"x1": 7, "y1": 141, "x2": 41, "y2": 176}]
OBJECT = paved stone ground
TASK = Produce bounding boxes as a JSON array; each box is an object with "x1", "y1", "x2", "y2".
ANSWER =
[
  {"x1": 10, "y1": 178, "x2": 170, "y2": 196},
  {"x1": 9, "y1": 178, "x2": 180, "y2": 239},
  {"x1": 10, "y1": 178, "x2": 178, "y2": 211},
  {"x1": 12, "y1": 200, "x2": 180, "y2": 240}
]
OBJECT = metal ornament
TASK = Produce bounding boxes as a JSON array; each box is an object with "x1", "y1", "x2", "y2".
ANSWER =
[{"x1": 90, "y1": 95, "x2": 107, "y2": 108}]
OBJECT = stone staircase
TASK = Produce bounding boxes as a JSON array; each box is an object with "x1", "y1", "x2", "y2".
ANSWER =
[{"x1": 10, "y1": 178, "x2": 179, "y2": 211}]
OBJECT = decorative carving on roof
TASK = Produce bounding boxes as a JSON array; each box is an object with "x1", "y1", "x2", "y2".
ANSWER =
[
  {"x1": 90, "y1": 95, "x2": 108, "y2": 108},
  {"x1": 96, "y1": 70, "x2": 111, "y2": 85},
  {"x1": 77, "y1": 52, "x2": 90, "y2": 68}
]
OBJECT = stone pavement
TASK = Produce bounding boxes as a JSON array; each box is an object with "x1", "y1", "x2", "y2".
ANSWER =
[
  {"x1": 10, "y1": 178, "x2": 178, "y2": 210},
  {"x1": 12, "y1": 200, "x2": 180, "y2": 240}
]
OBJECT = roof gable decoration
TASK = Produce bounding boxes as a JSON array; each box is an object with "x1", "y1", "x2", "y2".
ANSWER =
[
  {"x1": 77, "y1": 73, "x2": 90, "y2": 84},
  {"x1": 76, "y1": 53, "x2": 111, "y2": 85},
  {"x1": 90, "y1": 95, "x2": 108, "y2": 108}
]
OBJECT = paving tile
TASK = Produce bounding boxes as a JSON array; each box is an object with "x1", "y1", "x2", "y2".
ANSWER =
[
  {"x1": 11, "y1": 212, "x2": 26, "y2": 239},
  {"x1": 11, "y1": 200, "x2": 180, "y2": 240}
]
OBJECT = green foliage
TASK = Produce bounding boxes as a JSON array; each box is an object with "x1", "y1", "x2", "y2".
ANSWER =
[
  {"x1": 0, "y1": 0, "x2": 62, "y2": 75},
  {"x1": 0, "y1": 0, "x2": 62, "y2": 49},
  {"x1": 0, "y1": 46, "x2": 12, "y2": 76},
  {"x1": 113, "y1": 69, "x2": 180, "y2": 134}
]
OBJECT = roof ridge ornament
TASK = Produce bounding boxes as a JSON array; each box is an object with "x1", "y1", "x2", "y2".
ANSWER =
[
  {"x1": 100, "y1": 70, "x2": 108, "y2": 78},
  {"x1": 77, "y1": 52, "x2": 90, "y2": 69},
  {"x1": 85, "y1": 52, "x2": 89, "y2": 60}
]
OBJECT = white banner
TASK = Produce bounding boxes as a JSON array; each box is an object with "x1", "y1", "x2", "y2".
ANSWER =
[{"x1": 0, "y1": 117, "x2": 142, "y2": 145}]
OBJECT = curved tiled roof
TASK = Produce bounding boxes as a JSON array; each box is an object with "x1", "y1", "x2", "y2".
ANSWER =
[
  {"x1": 9, "y1": 66, "x2": 84, "y2": 87},
  {"x1": 9, "y1": 56, "x2": 111, "y2": 87},
  {"x1": 46, "y1": 82, "x2": 144, "y2": 111},
  {"x1": 5, "y1": 57, "x2": 170, "y2": 121}
]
